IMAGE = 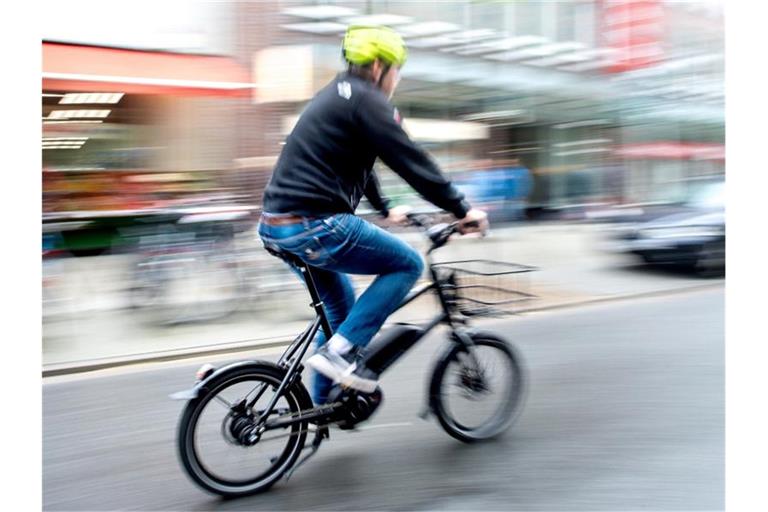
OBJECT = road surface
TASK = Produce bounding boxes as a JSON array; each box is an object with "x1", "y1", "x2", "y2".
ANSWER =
[{"x1": 43, "y1": 287, "x2": 724, "y2": 511}]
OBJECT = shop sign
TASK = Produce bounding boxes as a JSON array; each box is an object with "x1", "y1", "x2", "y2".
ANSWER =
[
  {"x1": 613, "y1": 142, "x2": 725, "y2": 160},
  {"x1": 599, "y1": 0, "x2": 665, "y2": 73}
]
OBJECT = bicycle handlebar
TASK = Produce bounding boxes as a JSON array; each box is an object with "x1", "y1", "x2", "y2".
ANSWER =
[{"x1": 405, "y1": 212, "x2": 482, "y2": 253}]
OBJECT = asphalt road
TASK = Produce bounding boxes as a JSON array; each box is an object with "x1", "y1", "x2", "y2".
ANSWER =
[{"x1": 43, "y1": 287, "x2": 724, "y2": 511}]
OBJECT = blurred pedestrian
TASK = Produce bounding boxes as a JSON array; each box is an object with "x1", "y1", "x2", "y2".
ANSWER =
[{"x1": 505, "y1": 158, "x2": 533, "y2": 221}]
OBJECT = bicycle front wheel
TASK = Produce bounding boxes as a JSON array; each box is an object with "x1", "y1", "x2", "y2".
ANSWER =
[{"x1": 429, "y1": 331, "x2": 526, "y2": 443}]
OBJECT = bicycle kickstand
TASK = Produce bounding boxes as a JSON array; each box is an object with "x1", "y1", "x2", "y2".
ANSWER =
[{"x1": 285, "y1": 425, "x2": 329, "y2": 480}]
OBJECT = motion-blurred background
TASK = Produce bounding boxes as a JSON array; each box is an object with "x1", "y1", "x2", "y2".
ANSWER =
[
  {"x1": 42, "y1": 0, "x2": 724, "y2": 367},
  {"x1": 39, "y1": 3, "x2": 727, "y2": 510}
]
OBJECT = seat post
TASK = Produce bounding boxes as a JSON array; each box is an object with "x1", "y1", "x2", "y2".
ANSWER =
[
  {"x1": 264, "y1": 243, "x2": 334, "y2": 339},
  {"x1": 296, "y1": 262, "x2": 334, "y2": 339}
]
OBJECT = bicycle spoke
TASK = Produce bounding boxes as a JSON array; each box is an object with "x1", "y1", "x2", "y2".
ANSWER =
[
  {"x1": 213, "y1": 394, "x2": 233, "y2": 409},
  {"x1": 436, "y1": 338, "x2": 525, "y2": 442},
  {"x1": 185, "y1": 373, "x2": 312, "y2": 492},
  {"x1": 245, "y1": 382, "x2": 271, "y2": 409}
]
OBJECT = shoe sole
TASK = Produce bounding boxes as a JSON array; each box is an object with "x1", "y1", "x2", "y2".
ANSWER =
[
  {"x1": 306, "y1": 355, "x2": 378, "y2": 394},
  {"x1": 339, "y1": 371, "x2": 378, "y2": 394}
]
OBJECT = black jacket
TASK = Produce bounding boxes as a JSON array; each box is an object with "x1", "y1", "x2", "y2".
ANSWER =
[{"x1": 262, "y1": 72, "x2": 470, "y2": 219}]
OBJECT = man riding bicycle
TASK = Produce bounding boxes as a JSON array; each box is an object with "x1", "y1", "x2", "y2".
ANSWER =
[{"x1": 258, "y1": 25, "x2": 488, "y2": 406}]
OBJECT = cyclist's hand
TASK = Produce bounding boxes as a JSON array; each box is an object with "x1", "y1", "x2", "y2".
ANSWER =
[
  {"x1": 386, "y1": 205, "x2": 412, "y2": 226},
  {"x1": 458, "y1": 208, "x2": 489, "y2": 235}
]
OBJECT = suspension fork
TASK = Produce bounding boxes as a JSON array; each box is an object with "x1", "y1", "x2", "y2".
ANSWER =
[
  {"x1": 425, "y1": 252, "x2": 481, "y2": 366},
  {"x1": 451, "y1": 328, "x2": 484, "y2": 373}
]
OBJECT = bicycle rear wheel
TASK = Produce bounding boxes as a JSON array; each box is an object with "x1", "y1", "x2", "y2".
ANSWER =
[
  {"x1": 429, "y1": 332, "x2": 526, "y2": 443},
  {"x1": 177, "y1": 364, "x2": 312, "y2": 497}
]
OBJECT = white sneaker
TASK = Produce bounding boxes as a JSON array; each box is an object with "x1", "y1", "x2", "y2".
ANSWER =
[{"x1": 306, "y1": 346, "x2": 378, "y2": 393}]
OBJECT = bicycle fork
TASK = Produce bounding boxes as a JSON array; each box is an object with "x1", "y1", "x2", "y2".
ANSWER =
[{"x1": 418, "y1": 327, "x2": 483, "y2": 420}]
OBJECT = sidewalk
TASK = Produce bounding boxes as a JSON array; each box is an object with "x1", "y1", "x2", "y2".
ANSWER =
[{"x1": 42, "y1": 222, "x2": 723, "y2": 374}]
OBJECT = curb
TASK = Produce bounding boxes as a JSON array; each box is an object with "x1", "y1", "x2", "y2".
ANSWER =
[{"x1": 42, "y1": 282, "x2": 723, "y2": 378}]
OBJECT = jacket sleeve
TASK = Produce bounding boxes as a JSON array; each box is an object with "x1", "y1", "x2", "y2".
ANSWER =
[
  {"x1": 363, "y1": 171, "x2": 391, "y2": 218},
  {"x1": 354, "y1": 90, "x2": 470, "y2": 219}
]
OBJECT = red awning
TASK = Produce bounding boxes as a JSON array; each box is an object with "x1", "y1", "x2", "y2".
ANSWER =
[{"x1": 42, "y1": 42, "x2": 254, "y2": 97}]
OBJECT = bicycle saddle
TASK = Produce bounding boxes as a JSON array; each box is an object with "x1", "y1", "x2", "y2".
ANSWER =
[{"x1": 263, "y1": 242, "x2": 306, "y2": 268}]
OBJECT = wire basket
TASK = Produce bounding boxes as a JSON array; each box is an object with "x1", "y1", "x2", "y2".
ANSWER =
[{"x1": 433, "y1": 259, "x2": 537, "y2": 317}]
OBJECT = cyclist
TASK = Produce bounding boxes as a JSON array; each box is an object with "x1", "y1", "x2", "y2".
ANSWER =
[{"x1": 258, "y1": 25, "x2": 488, "y2": 405}]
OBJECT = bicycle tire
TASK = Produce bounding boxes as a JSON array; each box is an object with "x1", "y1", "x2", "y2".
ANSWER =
[
  {"x1": 429, "y1": 331, "x2": 526, "y2": 443},
  {"x1": 176, "y1": 363, "x2": 313, "y2": 497}
]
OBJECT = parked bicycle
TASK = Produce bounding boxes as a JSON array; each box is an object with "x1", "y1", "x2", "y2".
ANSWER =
[
  {"x1": 126, "y1": 207, "x2": 303, "y2": 325},
  {"x1": 171, "y1": 214, "x2": 535, "y2": 497}
]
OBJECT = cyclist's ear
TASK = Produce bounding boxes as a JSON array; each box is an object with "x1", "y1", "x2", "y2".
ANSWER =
[{"x1": 370, "y1": 59, "x2": 385, "y2": 82}]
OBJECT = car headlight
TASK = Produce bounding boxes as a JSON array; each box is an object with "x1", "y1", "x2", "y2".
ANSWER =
[{"x1": 639, "y1": 226, "x2": 724, "y2": 239}]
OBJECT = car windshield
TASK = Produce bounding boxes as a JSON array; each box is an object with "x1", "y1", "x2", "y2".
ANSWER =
[{"x1": 686, "y1": 181, "x2": 724, "y2": 209}]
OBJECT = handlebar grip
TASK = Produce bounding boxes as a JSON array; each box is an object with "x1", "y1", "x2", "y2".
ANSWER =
[{"x1": 457, "y1": 218, "x2": 489, "y2": 237}]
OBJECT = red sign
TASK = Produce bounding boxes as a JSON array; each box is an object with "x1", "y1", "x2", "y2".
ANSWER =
[
  {"x1": 614, "y1": 142, "x2": 725, "y2": 160},
  {"x1": 599, "y1": 0, "x2": 665, "y2": 73}
]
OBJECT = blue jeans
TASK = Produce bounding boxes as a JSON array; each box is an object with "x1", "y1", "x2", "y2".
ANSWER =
[{"x1": 258, "y1": 213, "x2": 425, "y2": 405}]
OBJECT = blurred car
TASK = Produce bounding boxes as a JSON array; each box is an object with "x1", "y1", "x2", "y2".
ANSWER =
[{"x1": 605, "y1": 180, "x2": 725, "y2": 276}]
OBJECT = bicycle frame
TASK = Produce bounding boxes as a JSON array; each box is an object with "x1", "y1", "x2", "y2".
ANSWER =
[
  {"x1": 255, "y1": 248, "x2": 471, "y2": 433},
  {"x1": 274, "y1": 247, "x2": 460, "y2": 362},
  {"x1": 171, "y1": 216, "x2": 529, "y2": 496}
]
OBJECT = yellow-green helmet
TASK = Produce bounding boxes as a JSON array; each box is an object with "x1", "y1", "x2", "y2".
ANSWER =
[{"x1": 342, "y1": 25, "x2": 408, "y2": 67}]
